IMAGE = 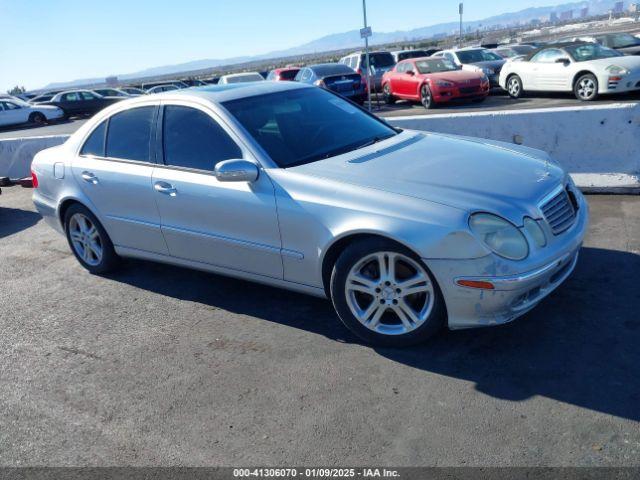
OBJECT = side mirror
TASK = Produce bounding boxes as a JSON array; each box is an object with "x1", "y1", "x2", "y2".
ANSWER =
[
  {"x1": 214, "y1": 159, "x2": 259, "y2": 183},
  {"x1": 556, "y1": 58, "x2": 571, "y2": 66}
]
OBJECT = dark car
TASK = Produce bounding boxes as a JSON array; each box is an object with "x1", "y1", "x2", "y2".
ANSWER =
[
  {"x1": 41, "y1": 90, "x2": 123, "y2": 118},
  {"x1": 491, "y1": 45, "x2": 536, "y2": 59},
  {"x1": 592, "y1": 33, "x2": 640, "y2": 55},
  {"x1": 391, "y1": 49, "x2": 441, "y2": 62},
  {"x1": 433, "y1": 48, "x2": 505, "y2": 87},
  {"x1": 294, "y1": 63, "x2": 366, "y2": 104}
]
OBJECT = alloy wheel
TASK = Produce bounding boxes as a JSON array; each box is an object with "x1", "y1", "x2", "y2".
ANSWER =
[
  {"x1": 577, "y1": 78, "x2": 596, "y2": 100},
  {"x1": 68, "y1": 213, "x2": 103, "y2": 266},
  {"x1": 344, "y1": 251, "x2": 435, "y2": 335},
  {"x1": 508, "y1": 77, "x2": 520, "y2": 97},
  {"x1": 421, "y1": 85, "x2": 432, "y2": 108}
]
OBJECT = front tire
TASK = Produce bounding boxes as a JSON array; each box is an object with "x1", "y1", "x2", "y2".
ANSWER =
[
  {"x1": 330, "y1": 238, "x2": 446, "y2": 347},
  {"x1": 506, "y1": 75, "x2": 523, "y2": 99},
  {"x1": 382, "y1": 83, "x2": 396, "y2": 104},
  {"x1": 574, "y1": 73, "x2": 598, "y2": 101},
  {"x1": 420, "y1": 84, "x2": 435, "y2": 109},
  {"x1": 29, "y1": 112, "x2": 46, "y2": 125},
  {"x1": 64, "y1": 204, "x2": 120, "y2": 274}
]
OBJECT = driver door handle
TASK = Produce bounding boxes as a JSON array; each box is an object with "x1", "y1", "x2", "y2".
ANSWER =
[
  {"x1": 81, "y1": 171, "x2": 98, "y2": 184},
  {"x1": 154, "y1": 181, "x2": 177, "y2": 196}
]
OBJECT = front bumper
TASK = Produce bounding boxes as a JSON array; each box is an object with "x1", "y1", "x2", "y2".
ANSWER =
[
  {"x1": 427, "y1": 189, "x2": 589, "y2": 329},
  {"x1": 432, "y1": 83, "x2": 490, "y2": 102},
  {"x1": 602, "y1": 72, "x2": 640, "y2": 93}
]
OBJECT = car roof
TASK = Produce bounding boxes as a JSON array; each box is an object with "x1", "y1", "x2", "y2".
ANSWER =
[
  {"x1": 154, "y1": 80, "x2": 310, "y2": 103},
  {"x1": 523, "y1": 41, "x2": 592, "y2": 60},
  {"x1": 221, "y1": 72, "x2": 262, "y2": 78}
]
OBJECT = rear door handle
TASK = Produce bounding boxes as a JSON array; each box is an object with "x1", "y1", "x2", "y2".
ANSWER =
[
  {"x1": 154, "y1": 181, "x2": 177, "y2": 196},
  {"x1": 81, "y1": 171, "x2": 98, "y2": 184}
]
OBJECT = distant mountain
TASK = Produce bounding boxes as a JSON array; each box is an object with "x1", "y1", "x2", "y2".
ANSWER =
[{"x1": 41, "y1": 0, "x2": 626, "y2": 90}]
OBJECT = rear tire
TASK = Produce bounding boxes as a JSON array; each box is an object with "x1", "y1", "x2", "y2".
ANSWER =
[
  {"x1": 64, "y1": 204, "x2": 120, "y2": 274},
  {"x1": 330, "y1": 238, "x2": 446, "y2": 347},
  {"x1": 574, "y1": 73, "x2": 598, "y2": 101},
  {"x1": 506, "y1": 75, "x2": 523, "y2": 99}
]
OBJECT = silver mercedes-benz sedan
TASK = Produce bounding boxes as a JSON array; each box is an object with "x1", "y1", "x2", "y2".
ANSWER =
[{"x1": 31, "y1": 81, "x2": 588, "y2": 346}]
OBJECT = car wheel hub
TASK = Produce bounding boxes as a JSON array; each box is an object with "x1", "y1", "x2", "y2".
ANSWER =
[
  {"x1": 69, "y1": 213, "x2": 103, "y2": 266},
  {"x1": 345, "y1": 251, "x2": 435, "y2": 335}
]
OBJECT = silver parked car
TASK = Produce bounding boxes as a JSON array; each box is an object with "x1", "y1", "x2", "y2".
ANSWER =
[{"x1": 32, "y1": 82, "x2": 588, "y2": 346}]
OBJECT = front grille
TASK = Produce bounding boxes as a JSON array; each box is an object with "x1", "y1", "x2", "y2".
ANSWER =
[
  {"x1": 459, "y1": 86, "x2": 479, "y2": 94},
  {"x1": 541, "y1": 188, "x2": 576, "y2": 235}
]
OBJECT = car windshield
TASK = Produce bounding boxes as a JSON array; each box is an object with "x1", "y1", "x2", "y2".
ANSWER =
[
  {"x1": 606, "y1": 33, "x2": 640, "y2": 49},
  {"x1": 415, "y1": 59, "x2": 459, "y2": 73},
  {"x1": 222, "y1": 87, "x2": 397, "y2": 168},
  {"x1": 312, "y1": 64, "x2": 355, "y2": 76},
  {"x1": 565, "y1": 43, "x2": 622, "y2": 62},
  {"x1": 456, "y1": 49, "x2": 502, "y2": 63},
  {"x1": 226, "y1": 74, "x2": 263, "y2": 83},
  {"x1": 279, "y1": 69, "x2": 299, "y2": 80}
]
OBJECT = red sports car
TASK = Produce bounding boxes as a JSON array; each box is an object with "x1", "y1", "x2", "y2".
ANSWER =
[
  {"x1": 381, "y1": 57, "x2": 490, "y2": 109},
  {"x1": 266, "y1": 67, "x2": 301, "y2": 81}
]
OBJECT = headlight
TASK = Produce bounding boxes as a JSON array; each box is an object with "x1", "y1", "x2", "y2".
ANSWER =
[
  {"x1": 469, "y1": 213, "x2": 529, "y2": 260},
  {"x1": 523, "y1": 217, "x2": 547, "y2": 248},
  {"x1": 605, "y1": 65, "x2": 629, "y2": 75},
  {"x1": 435, "y1": 80, "x2": 454, "y2": 87}
]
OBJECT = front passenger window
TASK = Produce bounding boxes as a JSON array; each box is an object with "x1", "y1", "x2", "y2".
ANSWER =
[{"x1": 162, "y1": 105, "x2": 242, "y2": 172}]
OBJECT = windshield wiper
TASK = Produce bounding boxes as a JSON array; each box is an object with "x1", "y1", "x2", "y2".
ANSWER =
[{"x1": 354, "y1": 134, "x2": 394, "y2": 151}]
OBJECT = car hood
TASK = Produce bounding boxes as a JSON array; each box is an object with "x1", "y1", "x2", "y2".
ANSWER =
[
  {"x1": 586, "y1": 55, "x2": 640, "y2": 70},
  {"x1": 421, "y1": 70, "x2": 483, "y2": 83},
  {"x1": 616, "y1": 45, "x2": 640, "y2": 55},
  {"x1": 464, "y1": 60, "x2": 505, "y2": 70},
  {"x1": 289, "y1": 131, "x2": 565, "y2": 225}
]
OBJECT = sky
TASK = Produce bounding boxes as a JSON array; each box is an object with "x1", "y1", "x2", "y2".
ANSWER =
[{"x1": 0, "y1": 0, "x2": 560, "y2": 92}]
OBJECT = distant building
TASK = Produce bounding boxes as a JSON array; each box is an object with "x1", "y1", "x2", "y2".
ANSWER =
[
  {"x1": 631, "y1": 3, "x2": 640, "y2": 12},
  {"x1": 529, "y1": 18, "x2": 541, "y2": 26},
  {"x1": 560, "y1": 10, "x2": 573, "y2": 21},
  {"x1": 106, "y1": 76, "x2": 118, "y2": 87},
  {"x1": 580, "y1": 7, "x2": 589, "y2": 18},
  {"x1": 613, "y1": 1, "x2": 624, "y2": 13},
  {"x1": 550, "y1": 12, "x2": 559, "y2": 22}
]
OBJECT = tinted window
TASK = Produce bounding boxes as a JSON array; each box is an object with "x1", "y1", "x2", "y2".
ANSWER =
[
  {"x1": 80, "y1": 120, "x2": 107, "y2": 156},
  {"x1": 63, "y1": 92, "x2": 81, "y2": 102},
  {"x1": 106, "y1": 106, "x2": 154, "y2": 161},
  {"x1": 81, "y1": 91, "x2": 98, "y2": 100},
  {"x1": 312, "y1": 64, "x2": 355, "y2": 76},
  {"x1": 279, "y1": 69, "x2": 299, "y2": 80},
  {"x1": 456, "y1": 49, "x2": 502, "y2": 63},
  {"x1": 223, "y1": 87, "x2": 396, "y2": 168},
  {"x1": 163, "y1": 106, "x2": 241, "y2": 171},
  {"x1": 565, "y1": 43, "x2": 622, "y2": 61},
  {"x1": 361, "y1": 52, "x2": 395, "y2": 69}
]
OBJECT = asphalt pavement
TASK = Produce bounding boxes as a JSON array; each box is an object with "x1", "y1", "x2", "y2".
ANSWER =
[{"x1": 0, "y1": 186, "x2": 638, "y2": 466}]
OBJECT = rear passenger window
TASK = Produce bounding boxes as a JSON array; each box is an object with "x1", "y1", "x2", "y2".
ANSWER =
[
  {"x1": 163, "y1": 105, "x2": 241, "y2": 171},
  {"x1": 106, "y1": 106, "x2": 154, "y2": 161},
  {"x1": 80, "y1": 121, "x2": 107, "y2": 156}
]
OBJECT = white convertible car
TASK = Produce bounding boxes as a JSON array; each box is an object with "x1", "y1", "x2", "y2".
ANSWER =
[{"x1": 499, "y1": 42, "x2": 640, "y2": 101}]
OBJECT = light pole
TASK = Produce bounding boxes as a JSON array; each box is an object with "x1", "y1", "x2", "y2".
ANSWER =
[
  {"x1": 362, "y1": 0, "x2": 372, "y2": 111},
  {"x1": 459, "y1": 2, "x2": 464, "y2": 46}
]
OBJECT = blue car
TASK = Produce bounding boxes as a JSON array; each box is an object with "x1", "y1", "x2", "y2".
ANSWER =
[{"x1": 294, "y1": 63, "x2": 366, "y2": 104}]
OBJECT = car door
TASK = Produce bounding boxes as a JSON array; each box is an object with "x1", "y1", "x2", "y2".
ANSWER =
[
  {"x1": 0, "y1": 101, "x2": 28, "y2": 126},
  {"x1": 80, "y1": 91, "x2": 103, "y2": 114},
  {"x1": 71, "y1": 104, "x2": 168, "y2": 255},
  {"x1": 58, "y1": 92, "x2": 83, "y2": 115},
  {"x1": 152, "y1": 102, "x2": 282, "y2": 278},
  {"x1": 530, "y1": 49, "x2": 572, "y2": 91}
]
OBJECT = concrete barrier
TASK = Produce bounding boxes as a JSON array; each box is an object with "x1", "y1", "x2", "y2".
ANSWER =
[
  {"x1": 0, "y1": 135, "x2": 69, "y2": 179},
  {"x1": 387, "y1": 103, "x2": 640, "y2": 192}
]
